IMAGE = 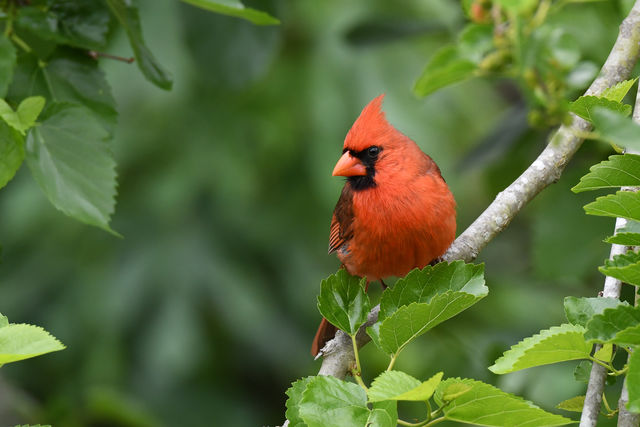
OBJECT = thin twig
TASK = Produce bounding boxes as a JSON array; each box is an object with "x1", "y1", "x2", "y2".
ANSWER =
[{"x1": 315, "y1": 0, "x2": 640, "y2": 382}]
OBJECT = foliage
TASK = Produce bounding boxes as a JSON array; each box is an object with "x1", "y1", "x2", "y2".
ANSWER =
[
  {"x1": 286, "y1": 265, "x2": 573, "y2": 426},
  {"x1": 0, "y1": 313, "x2": 64, "y2": 366}
]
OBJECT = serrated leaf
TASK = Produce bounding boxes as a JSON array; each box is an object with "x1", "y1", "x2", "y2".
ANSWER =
[
  {"x1": 0, "y1": 323, "x2": 65, "y2": 364},
  {"x1": 556, "y1": 395, "x2": 585, "y2": 412},
  {"x1": 585, "y1": 304, "x2": 640, "y2": 345},
  {"x1": 380, "y1": 261, "x2": 486, "y2": 320},
  {"x1": 414, "y1": 45, "x2": 477, "y2": 97},
  {"x1": 379, "y1": 290, "x2": 485, "y2": 355},
  {"x1": 285, "y1": 377, "x2": 313, "y2": 427},
  {"x1": 299, "y1": 376, "x2": 369, "y2": 427},
  {"x1": 564, "y1": 296, "x2": 626, "y2": 327},
  {"x1": 569, "y1": 96, "x2": 631, "y2": 122},
  {"x1": 106, "y1": 0, "x2": 173, "y2": 90},
  {"x1": 441, "y1": 382, "x2": 473, "y2": 401},
  {"x1": 627, "y1": 349, "x2": 640, "y2": 412},
  {"x1": 180, "y1": 0, "x2": 280, "y2": 25},
  {"x1": 593, "y1": 343, "x2": 613, "y2": 362},
  {"x1": 0, "y1": 118, "x2": 25, "y2": 189},
  {"x1": 368, "y1": 371, "x2": 442, "y2": 402},
  {"x1": 599, "y1": 250, "x2": 640, "y2": 287},
  {"x1": 16, "y1": 1, "x2": 111, "y2": 50},
  {"x1": 584, "y1": 191, "x2": 640, "y2": 223},
  {"x1": 572, "y1": 154, "x2": 640, "y2": 192},
  {"x1": 434, "y1": 378, "x2": 573, "y2": 426},
  {"x1": 606, "y1": 223, "x2": 640, "y2": 245},
  {"x1": 601, "y1": 78, "x2": 637, "y2": 102},
  {"x1": 574, "y1": 360, "x2": 591, "y2": 383},
  {"x1": 606, "y1": 233, "x2": 640, "y2": 245},
  {"x1": 317, "y1": 269, "x2": 370, "y2": 336},
  {"x1": 25, "y1": 103, "x2": 119, "y2": 234},
  {"x1": 0, "y1": 36, "x2": 16, "y2": 98},
  {"x1": 489, "y1": 324, "x2": 591, "y2": 374},
  {"x1": 592, "y1": 107, "x2": 640, "y2": 151}
]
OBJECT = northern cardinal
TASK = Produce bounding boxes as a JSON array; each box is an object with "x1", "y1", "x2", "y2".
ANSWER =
[{"x1": 312, "y1": 94, "x2": 457, "y2": 356}]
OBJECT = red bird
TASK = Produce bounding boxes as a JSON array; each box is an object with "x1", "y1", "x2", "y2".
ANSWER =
[{"x1": 312, "y1": 94, "x2": 457, "y2": 356}]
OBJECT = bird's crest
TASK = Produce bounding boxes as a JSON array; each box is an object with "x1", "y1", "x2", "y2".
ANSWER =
[{"x1": 344, "y1": 94, "x2": 403, "y2": 151}]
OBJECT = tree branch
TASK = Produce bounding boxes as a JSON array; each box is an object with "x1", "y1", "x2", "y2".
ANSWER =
[{"x1": 315, "y1": 0, "x2": 640, "y2": 380}]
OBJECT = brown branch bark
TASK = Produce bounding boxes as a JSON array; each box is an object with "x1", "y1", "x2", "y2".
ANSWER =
[{"x1": 316, "y1": 0, "x2": 640, "y2": 382}]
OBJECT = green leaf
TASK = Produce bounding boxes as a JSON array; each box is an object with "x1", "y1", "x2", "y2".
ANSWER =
[
  {"x1": 585, "y1": 304, "x2": 640, "y2": 345},
  {"x1": 574, "y1": 361, "x2": 591, "y2": 383},
  {"x1": 434, "y1": 378, "x2": 573, "y2": 426},
  {"x1": 43, "y1": 54, "x2": 118, "y2": 134},
  {"x1": 0, "y1": 96, "x2": 45, "y2": 135},
  {"x1": 379, "y1": 290, "x2": 486, "y2": 355},
  {"x1": 592, "y1": 107, "x2": 640, "y2": 151},
  {"x1": 298, "y1": 376, "x2": 369, "y2": 427},
  {"x1": 0, "y1": 35, "x2": 16, "y2": 98},
  {"x1": 106, "y1": 0, "x2": 173, "y2": 90},
  {"x1": 584, "y1": 191, "x2": 640, "y2": 223},
  {"x1": 572, "y1": 154, "x2": 640, "y2": 192},
  {"x1": 7, "y1": 52, "x2": 117, "y2": 134},
  {"x1": 556, "y1": 395, "x2": 585, "y2": 412},
  {"x1": 366, "y1": 322, "x2": 382, "y2": 351},
  {"x1": 380, "y1": 261, "x2": 486, "y2": 320},
  {"x1": 489, "y1": 324, "x2": 591, "y2": 374},
  {"x1": 0, "y1": 323, "x2": 65, "y2": 365},
  {"x1": 0, "y1": 118, "x2": 25, "y2": 189},
  {"x1": 569, "y1": 96, "x2": 631, "y2": 122},
  {"x1": 16, "y1": 1, "x2": 111, "y2": 50},
  {"x1": 458, "y1": 24, "x2": 494, "y2": 64},
  {"x1": 564, "y1": 296, "x2": 627, "y2": 327},
  {"x1": 606, "y1": 232, "x2": 640, "y2": 245},
  {"x1": 366, "y1": 409, "x2": 394, "y2": 427},
  {"x1": 180, "y1": 0, "x2": 280, "y2": 25},
  {"x1": 441, "y1": 382, "x2": 473, "y2": 402},
  {"x1": 371, "y1": 401, "x2": 397, "y2": 427},
  {"x1": 17, "y1": 97, "x2": 45, "y2": 130},
  {"x1": 368, "y1": 371, "x2": 442, "y2": 402},
  {"x1": 601, "y1": 78, "x2": 637, "y2": 102},
  {"x1": 593, "y1": 343, "x2": 613, "y2": 362},
  {"x1": 414, "y1": 46, "x2": 477, "y2": 97},
  {"x1": 599, "y1": 250, "x2": 640, "y2": 287},
  {"x1": 25, "y1": 103, "x2": 119, "y2": 234},
  {"x1": 627, "y1": 349, "x2": 640, "y2": 412},
  {"x1": 0, "y1": 314, "x2": 8, "y2": 329},
  {"x1": 317, "y1": 269, "x2": 370, "y2": 336},
  {"x1": 285, "y1": 377, "x2": 313, "y2": 427}
]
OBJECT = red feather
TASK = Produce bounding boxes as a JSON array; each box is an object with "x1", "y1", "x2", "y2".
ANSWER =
[{"x1": 312, "y1": 95, "x2": 457, "y2": 356}]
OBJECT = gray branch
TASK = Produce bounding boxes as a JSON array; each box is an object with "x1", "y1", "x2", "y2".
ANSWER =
[{"x1": 316, "y1": 0, "x2": 640, "y2": 382}]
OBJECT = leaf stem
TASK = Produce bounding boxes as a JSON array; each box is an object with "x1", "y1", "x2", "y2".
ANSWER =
[
  {"x1": 387, "y1": 353, "x2": 399, "y2": 371},
  {"x1": 425, "y1": 416, "x2": 446, "y2": 426},
  {"x1": 588, "y1": 356, "x2": 626, "y2": 375},
  {"x1": 602, "y1": 392, "x2": 615, "y2": 415},
  {"x1": 10, "y1": 33, "x2": 30, "y2": 53},
  {"x1": 350, "y1": 334, "x2": 367, "y2": 391},
  {"x1": 425, "y1": 399, "x2": 432, "y2": 422}
]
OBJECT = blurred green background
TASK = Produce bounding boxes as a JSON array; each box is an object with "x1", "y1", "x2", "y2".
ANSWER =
[{"x1": 0, "y1": 0, "x2": 633, "y2": 425}]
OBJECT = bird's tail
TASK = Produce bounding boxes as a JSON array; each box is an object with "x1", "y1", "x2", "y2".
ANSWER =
[{"x1": 311, "y1": 318, "x2": 337, "y2": 357}]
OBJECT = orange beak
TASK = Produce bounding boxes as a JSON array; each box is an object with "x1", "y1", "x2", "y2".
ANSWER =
[{"x1": 332, "y1": 152, "x2": 367, "y2": 177}]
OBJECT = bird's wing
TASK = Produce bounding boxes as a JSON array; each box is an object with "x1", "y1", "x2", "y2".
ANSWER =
[{"x1": 328, "y1": 186, "x2": 355, "y2": 254}]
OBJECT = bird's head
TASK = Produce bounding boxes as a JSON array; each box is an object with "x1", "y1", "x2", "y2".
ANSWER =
[{"x1": 333, "y1": 94, "x2": 411, "y2": 190}]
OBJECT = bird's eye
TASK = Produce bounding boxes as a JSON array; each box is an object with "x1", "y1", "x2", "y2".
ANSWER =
[{"x1": 368, "y1": 146, "x2": 379, "y2": 158}]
